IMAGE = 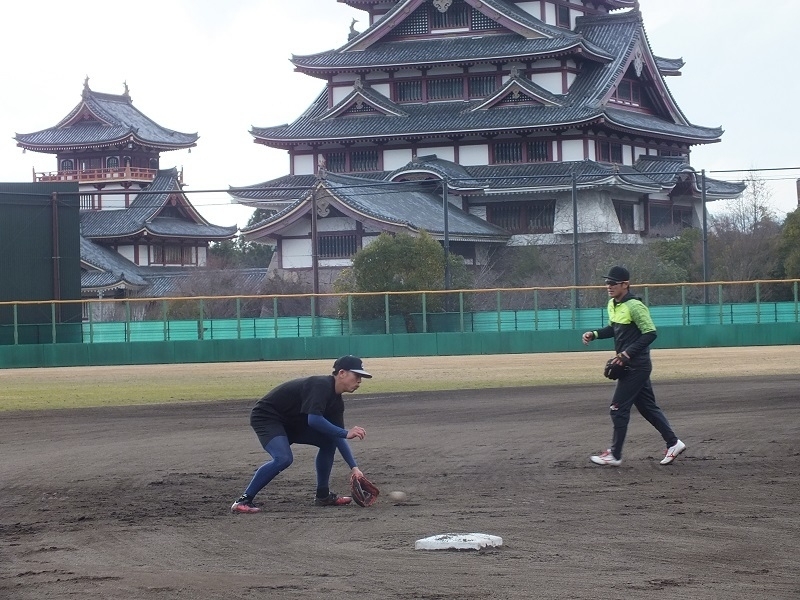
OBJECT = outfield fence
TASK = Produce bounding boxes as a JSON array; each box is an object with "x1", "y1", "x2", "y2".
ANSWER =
[{"x1": 2, "y1": 279, "x2": 799, "y2": 345}]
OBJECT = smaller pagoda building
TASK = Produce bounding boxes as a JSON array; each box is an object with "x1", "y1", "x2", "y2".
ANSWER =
[{"x1": 15, "y1": 79, "x2": 238, "y2": 299}]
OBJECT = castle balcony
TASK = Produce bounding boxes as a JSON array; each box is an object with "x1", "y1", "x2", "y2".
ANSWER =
[{"x1": 34, "y1": 166, "x2": 160, "y2": 185}]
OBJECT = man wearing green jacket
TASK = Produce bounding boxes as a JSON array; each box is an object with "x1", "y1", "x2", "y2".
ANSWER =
[{"x1": 582, "y1": 266, "x2": 686, "y2": 467}]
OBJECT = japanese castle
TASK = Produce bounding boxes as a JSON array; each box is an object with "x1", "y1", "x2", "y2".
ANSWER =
[
  {"x1": 15, "y1": 79, "x2": 238, "y2": 298},
  {"x1": 231, "y1": 0, "x2": 743, "y2": 285}
]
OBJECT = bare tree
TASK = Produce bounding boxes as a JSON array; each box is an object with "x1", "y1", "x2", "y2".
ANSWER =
[{"x1": 707, "y1": 173, "x2": 783, "y2": 298}]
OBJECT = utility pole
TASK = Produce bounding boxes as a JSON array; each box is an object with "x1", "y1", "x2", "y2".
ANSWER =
[
  {"x1": 571, "y1": 168, "x2": 579, "y2": 307},
  {"x1": 442, "y1": 179, "x2": 451, "y2": 291},
  {"x1": 701, "y1": 169, "x2": 709, "y2": 304}
]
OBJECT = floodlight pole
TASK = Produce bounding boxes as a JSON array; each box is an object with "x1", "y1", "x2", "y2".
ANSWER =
[
  {"x1": 571, "y1": 169, "x2": 579, "y2": 307},
  {"x1": 701, "y1": 169, "x2": 709, "y2": 304},
  {"x1": 442, "y1": 179, "x2": 451, "y2": 291}
]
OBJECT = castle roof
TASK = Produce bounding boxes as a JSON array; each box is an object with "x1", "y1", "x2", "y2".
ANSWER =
[
  {"x1": 252, "y1": 7, "x2": 722, "y2": 147},
  {"x1": 15, "y1": 80, "x2": 198, "y2": 152},
  {"x1": 80, "y1": 168, "x2": 237, "y2": 240}
]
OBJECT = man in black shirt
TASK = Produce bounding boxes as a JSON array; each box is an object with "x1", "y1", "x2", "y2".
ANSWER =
[{"x1": 231, "y1": 355, "x2": 373, "y2": 513}]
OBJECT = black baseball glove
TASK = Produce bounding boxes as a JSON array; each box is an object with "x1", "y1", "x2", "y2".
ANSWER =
[
  {"x1": 603, "y1": 356, "x2": 629, "y2": 380},
  {"x1": 350, "y1": 474, "x2": 380, "y2": 507}
]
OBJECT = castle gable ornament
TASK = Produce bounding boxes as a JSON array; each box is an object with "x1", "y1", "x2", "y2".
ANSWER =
[
  {"x1": 432, "y1": 0, "x2": 452, "y2": 13},
  {"x1": 633, "y1": 49, "x2": 644, "y2": 77}
]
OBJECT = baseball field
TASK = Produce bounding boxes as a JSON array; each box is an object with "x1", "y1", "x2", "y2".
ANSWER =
[{"x1": 1, "y1": 346, "x2": 798, "y2": 599}]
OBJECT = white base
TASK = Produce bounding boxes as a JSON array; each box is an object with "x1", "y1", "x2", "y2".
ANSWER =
[{"x1": 414, "y1": 532, "x2": 503, "y2": 551}]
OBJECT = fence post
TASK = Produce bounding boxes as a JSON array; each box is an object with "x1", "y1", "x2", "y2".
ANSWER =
[
  {"x1": 422, "y1": 293, "x2": 427, "y2": 334},
  {"x1": 13, "y1": 303, "x2": 19, "y2": 345},
  {"x1": 384, "y1": 294, "x2": 390, "y2": 334},
  {"x1": 236, "y1": 298, "x2": 242, "y2": 340},
  {"x1": 125, "y1": 301, "x2": 131, "y2": 342},
  {"x1": 273, "y1": 297, "x2": 279, "y2": 338},
  {"x1": 51, "y1": 303, "x2": 57, "y2": 343},
  {"x1": 496, "y1": 290, "x2": 502, "y2": 332},
  {"x1": 459, "y1": 292, "x2": 465, "y2": 333},
  {"x1": 347, "y1": 295, "x2": 353, "y2": 335},
  {"x1": 755, "y1": 282, "x2": 761, "y2": 324}
]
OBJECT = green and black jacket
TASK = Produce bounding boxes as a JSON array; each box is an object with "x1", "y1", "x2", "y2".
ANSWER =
[{"x1": 592, "y1": 292, "x2": 657, "y2": 369}]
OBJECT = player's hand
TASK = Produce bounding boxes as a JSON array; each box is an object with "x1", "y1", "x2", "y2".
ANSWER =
[
  {"x1": 582, "y1": 331, "x2": 594, "y2": 345},
  {"x1": 346, "y1": 426, "x2": 366, "y2": 440}
]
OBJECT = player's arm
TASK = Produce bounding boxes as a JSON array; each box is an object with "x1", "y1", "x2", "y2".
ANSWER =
[
  {"x1": 307, "y1": 414, "x2": 365, "y2": 440},
  {"x1": 623, "y1": 301, "x2": 657, "y2": 357},
  {"x1": 583, "y1": 324, "x2": 613, "y2": 344}
]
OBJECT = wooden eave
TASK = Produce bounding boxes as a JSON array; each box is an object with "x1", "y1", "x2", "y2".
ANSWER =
[{"x1": 251, "y1": 114, "x2": 607, "y2": 148}]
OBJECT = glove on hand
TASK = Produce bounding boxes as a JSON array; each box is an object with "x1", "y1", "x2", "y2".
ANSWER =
[
  {"x1": 350, "y1": 473, "x2": 380, "y2": 507},
  {"x1": 603, "y1": 356, "x2": 629, "y2": 380}
]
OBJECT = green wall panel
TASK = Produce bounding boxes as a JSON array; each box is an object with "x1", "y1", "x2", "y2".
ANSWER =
[
  {"x1": 392, "y1": 333, "x2": 438, "y2": 356},
  {"x1": 1, "y1": 323, "x2": 798, "y2": 369}
]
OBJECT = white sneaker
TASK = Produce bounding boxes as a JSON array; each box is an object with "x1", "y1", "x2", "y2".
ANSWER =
[
  {"x1": 590, "y1": 450, "x2": 621, "y2": 466},
  {"x1": 660, "y1": 440, "x2": 686, "y2": 465}
]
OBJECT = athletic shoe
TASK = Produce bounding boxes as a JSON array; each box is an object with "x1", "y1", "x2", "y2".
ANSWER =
[
  {"x1": 230, "y1": 497, "x2": 261, "y2": 514},
  {"x1": 590, "y1": 450, "x2": 622, "y2": 466},
  {"x1": 314, "y1": 493, "x2": 353, "y2": 507},
  {"x1": 660, "y1": 439, "x2": 687, "y2": 465}
]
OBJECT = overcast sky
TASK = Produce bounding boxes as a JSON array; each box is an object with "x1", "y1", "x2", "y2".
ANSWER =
[{"x1": 1, "y1": 0, "x2": 797, "y2": 229}]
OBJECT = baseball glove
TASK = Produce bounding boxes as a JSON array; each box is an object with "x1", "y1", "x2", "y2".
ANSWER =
[
  {"x1": 603, "y1": 356, "x2": 628, "y2": 380},
  {"x1": 350, "y1": 474, "x2": 380, "y2": 507}
]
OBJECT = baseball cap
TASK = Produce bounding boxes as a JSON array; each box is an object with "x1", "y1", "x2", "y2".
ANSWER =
[
  {"x1": 332, "y1": 355, "x2": 372, "y2": 378},
  {"x1": 603, "y1": 266, "x2": 630, "y2": 284}
]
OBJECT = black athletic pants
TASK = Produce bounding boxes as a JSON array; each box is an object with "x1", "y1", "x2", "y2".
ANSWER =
[{"x1": 608, "y1": 367, "x2": 678, "y2": 460}]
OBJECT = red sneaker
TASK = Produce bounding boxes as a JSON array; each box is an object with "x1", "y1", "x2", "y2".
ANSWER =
[{"x1": 314, "y1": 493, "x2": 353, "y2": 507}]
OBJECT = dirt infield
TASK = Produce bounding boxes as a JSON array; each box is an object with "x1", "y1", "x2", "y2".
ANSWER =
[{"x1": 2, "y1": 374, "x2": 799, "y2": 599}]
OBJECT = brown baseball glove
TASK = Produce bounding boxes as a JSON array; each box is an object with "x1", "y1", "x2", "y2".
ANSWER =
[
  {"x1": 350, "y1": 473, "x2": 380, "y2": 507},
  {"x1": 603, "y1": 356, "x2": 629, "y2": 380}
]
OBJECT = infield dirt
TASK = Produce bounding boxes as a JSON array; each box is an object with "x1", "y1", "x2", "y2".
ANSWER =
[{"x1": 1, "y1": 360, "x2": 799, "y2": 598}]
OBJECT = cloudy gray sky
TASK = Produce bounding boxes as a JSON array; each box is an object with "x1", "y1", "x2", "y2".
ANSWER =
[{"x1": 1, "y1": 0, "x2": 797, "y2": 228}]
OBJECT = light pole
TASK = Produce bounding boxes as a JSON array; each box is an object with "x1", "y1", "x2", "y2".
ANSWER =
[
  {"x1": 441, "y1": 179, "x2": 451, "y2": 291},
  {"x1": 571, "y1": 168, "x2": 579, "y2": 307}
]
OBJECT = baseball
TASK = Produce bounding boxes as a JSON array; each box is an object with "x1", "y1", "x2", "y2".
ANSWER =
[{"x1": 388, "y1": 490, "x2": 408, "y2": 502}]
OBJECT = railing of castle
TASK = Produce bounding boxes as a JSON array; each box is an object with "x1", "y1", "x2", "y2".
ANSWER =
[{"x1": 1, "y1": 280, "x2": 799, "y2": 346}]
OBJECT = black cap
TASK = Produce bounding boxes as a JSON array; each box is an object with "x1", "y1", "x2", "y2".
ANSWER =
[
  {"x1": 603, "y1": 266, "x2": 630, "y2": 284},
  {"x1": 332, "y1": 355, "x2": 372, "y2": 378}
]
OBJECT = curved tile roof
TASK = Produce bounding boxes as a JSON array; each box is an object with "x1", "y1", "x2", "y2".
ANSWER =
[
  {"x1": 254, "y1": 9, "x2": 720, "y2": 147},
  {"x1": 243, "y1": 171, "x2": 509, "y2": 242},
  {"x1": 293, "y1": 34, "x2": 610, "y2": 72},
  {"x1": 81, "y1": 169, "x2": 237, "y2": 239},
  {"x1": 16, "y1": 83, "x2": 198, "y2": 151}
]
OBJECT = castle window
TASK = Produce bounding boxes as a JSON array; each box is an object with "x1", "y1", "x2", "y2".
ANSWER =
[
  {"x1": 613, "y1": 200, "x2": 636, "y2": 233},
  {"x1": 153, "y1": 245, "x2": 193, "y2": 266},
  {"x1": 526, "y1": 140, "x2": 549, "y2": 162},
  {"x1": 60, "y1": 159, "x2": 74, "y2": 171},
  {"x1": 557, "y1": 5, "x2": 571, "y2": 28},
  {"x1": 493, "y1": 140, "x2": 550, "y2": 163},
  {"x1": 396, "y1": 80, "x2": 423, "y2": 102},
  {"x1": 468, "y1": 75, "x2": 496, "y2": 98},
  {"x1": 487, "y1": 200, "x2": 555, "y2": 234},
  {"x1": 350, "y1": 150, "x2": 379, "y2": 172},
  {"x1": 598, "y1": 141, "x2": 623, "y2": 163},
  {"x1": 106, "y1": 156, "x2": 119, "y2": 169},
  {"x1": 612, "y1": 79, "x2": 642, "y2": 105},
  {"x1": 494, "y1": 141, "x2": 523, "y2": 163},
  {"x1": 318, "y1": 233, "x2": 358, "y2": 258},
  {"x1": 427, "y1": 77, "x2": 463, "y2": 100},
  {"x1": 325, "y1": 152, "x2": 346, "y2": 173},
  {"x1": 649, "y1": 203, "x2": 693, "y2": 231}
]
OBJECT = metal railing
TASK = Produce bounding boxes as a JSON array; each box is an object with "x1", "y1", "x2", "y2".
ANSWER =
[{"x1": 1, "y1": 279, "x2": 799, "y2": 345}]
